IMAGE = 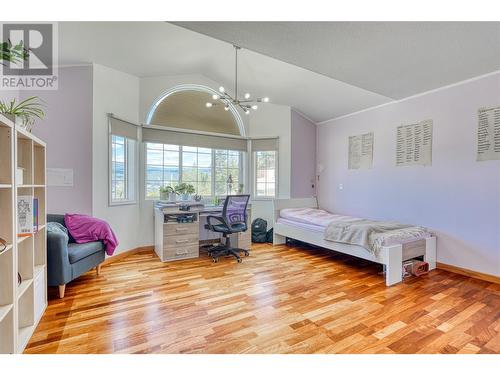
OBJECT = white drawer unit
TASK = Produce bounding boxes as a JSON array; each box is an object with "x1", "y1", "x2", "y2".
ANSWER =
[
  {"x1": 154, "y1": 204, "x2": 252, "y2": 263},
  {"x1": 154, "y1": 208, "x2": 200, "y2": 262}
]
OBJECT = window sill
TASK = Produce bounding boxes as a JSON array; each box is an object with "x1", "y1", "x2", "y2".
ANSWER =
[
  {"x1": 251, "y1": 197, "x2": 276, "y2": 202},
  {"x1": 109, "y1": 200, "x2": 137, "y2": 207}
]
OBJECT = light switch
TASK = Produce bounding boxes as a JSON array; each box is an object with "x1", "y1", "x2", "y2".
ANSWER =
[{"x1": 338, "y1": 183, "x2": 344, "y2": 190}]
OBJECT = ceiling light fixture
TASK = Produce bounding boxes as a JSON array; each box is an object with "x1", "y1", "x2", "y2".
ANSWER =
[{"x1": 206, "y1": 45, "x2": 269, "y2": 113}]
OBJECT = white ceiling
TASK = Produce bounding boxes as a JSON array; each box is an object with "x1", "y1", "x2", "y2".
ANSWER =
[
  {"x1": 174, "y1": 22, "x2": 500, "y2": 100},
  {"x1": 58, "y1": 22, "x2": 500, "y2": 123},
  {"x1": 58, "y1": 22, "x2": 391, "y2": 123}
]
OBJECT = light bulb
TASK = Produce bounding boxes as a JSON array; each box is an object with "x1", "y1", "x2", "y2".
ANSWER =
[
  {"x1": 219, "y1": 86, "x2": 225, "y2": 93},
  {"x1": 251, "y1": 105, "x2": 258, "y2": 110},
  {"x1": 244, "y1": 93, "x2": 251, "y2": 99},
  {"x1": 205, "y1": 102, "x2": 213, "y2": 108},
  {"x1": 244, "y1": 109, "x2": 250, "y2": 115},
  {"x1": 224, "y1": 105, "x2": 229, "y2": 111},
  {"x1": 212, "y1": 94, "x2": 220, "y2": 100},
  {"x1": 262, "y1": 97, "x2": 269, "y2": 103}
]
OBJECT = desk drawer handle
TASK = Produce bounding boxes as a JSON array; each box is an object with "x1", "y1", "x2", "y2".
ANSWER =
[
  {"x1": 176, "y1": 239, "x2": 189, "y2": 244},
  {"x1": 176, "y1": 228, "x2": 188, "y2": 232},
  {"x1": 175, "y1": 250, "x2": 189, "y2": 256}
]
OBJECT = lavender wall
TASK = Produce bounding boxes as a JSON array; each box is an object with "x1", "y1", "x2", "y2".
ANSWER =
[
  {"x1": 317, "y1": 73, "x2": 500, "y2": 276},
  {"x1": 291, "y1": 110, "x2": 316, "y2": 198},
  {"x1": 26, "y1": 66, "x2": 93, "y2": 215}
]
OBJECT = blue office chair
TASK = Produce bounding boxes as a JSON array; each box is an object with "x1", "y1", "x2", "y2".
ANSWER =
[{"x1": 206, "y1": 194, "x2": 251, "y2": 263}]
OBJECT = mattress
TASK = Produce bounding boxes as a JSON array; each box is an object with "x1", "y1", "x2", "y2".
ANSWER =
[
  {"x1": 279, "y1": 207, "x2": 359, "y2": 228},
  {"x1": 278, "y1": 207, "x2": 431, "y2": 248},
  {"x1": 276, "y1": 217, "x2": 324, "y2": 232}
]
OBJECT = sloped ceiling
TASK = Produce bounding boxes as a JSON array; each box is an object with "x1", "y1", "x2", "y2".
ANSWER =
[
  {"x1": 174, "y1": 22, "x2": 500, "y2": 100},
  {"x1": 58, "y1": 21, "x2": 500, "y2": 123}
]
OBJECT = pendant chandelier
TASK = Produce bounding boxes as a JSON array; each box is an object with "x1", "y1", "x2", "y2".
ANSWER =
[{"x1": 206, "y1": 45, "x2": 269, "y2": 114}]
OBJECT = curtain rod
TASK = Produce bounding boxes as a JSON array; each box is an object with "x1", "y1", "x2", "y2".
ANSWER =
[{"x1": 142, "y1": 123, "x2": 279, "y2": 142}]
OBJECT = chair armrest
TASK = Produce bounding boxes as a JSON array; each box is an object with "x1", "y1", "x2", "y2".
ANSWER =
[
  {"x1": 206, "y1": 215, "x2": 228, "y2": 230},
  {"x1": 47, "y1": 231, "x2": 72, "y2": 286}
]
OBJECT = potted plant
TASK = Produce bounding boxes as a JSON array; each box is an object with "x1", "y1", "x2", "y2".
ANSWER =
[
  {"x1": 0, "y1": 96, "x2": 45, "y2": 132},
  {"x1": 159, "y1": 185, "x2": 176, "y2": 202},
  {"x1": 1, "y1": 39, "x2": 29, "y2": 66},
  {"x1": 175, "y1": 183, "x2": 196, "y2": 201}
]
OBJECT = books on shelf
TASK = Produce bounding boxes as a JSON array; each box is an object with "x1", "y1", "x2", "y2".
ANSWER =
[{"x1": 17, "y1": 196, "x2": 39, "y2": 236}]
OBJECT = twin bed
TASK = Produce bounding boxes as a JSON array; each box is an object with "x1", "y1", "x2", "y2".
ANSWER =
[{"x1": 272, "y1": 198, "x2": 436, "y2": 286}]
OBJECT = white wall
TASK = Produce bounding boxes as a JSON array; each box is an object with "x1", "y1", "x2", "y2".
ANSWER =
[
  {"x1": 317, "y1": 73, "x2": 500, "y2": 276},
  {"x1": 291, "y1": 110, "x2": 317, "y2": 198},
  {"x1": 249, "y1": 104, "x2": 292, "y2": 227},
  {"x1": 27, "y1": 66, "x2": 94, "y2": 215},
  {"x1": 92, "y1": 64, "x2": 141, "y2": 255},
  {"x1": 0, "y1": 89, "x2": 19, "y2": 103}
]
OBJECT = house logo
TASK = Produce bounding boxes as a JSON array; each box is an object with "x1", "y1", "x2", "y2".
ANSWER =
[{"x1": 1, "y1": 22, "x2": 58, "y2": 90}]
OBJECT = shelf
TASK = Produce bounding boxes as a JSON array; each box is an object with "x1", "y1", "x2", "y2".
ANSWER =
[
  {"x1": 15, "y1": 229, "x2": 45, "y2": 242},
  {"x1": 15, "y1": 125, "x2": 45, "y2": 146},
  {"x1": 0, "y1": 113, "x2": 14, "y2": 128},
  {"x1": 1, "y1": 126, "x2": 46, "y2": 354},
  {"x1": 17, "y1": 279, "x2": 33, "y2": 299},
  {"x1": 17, "y1": 325, "x2": 34, "y2": 353},
  {"x1": 17, "y1": 235, "x2": 32, "y2": 244},
  {"x1": 0, "y1": 304, "x2": 13, "y2": 322},
  {"x1": 0, "y1": 307, "x2": 14, "y2": 354},
  {"x1": 17, "y1": 184, "x2": 45, "y2": 188},
  {"x1": 0, "y1": 243, "x2": 13, "y2": 256},
  {"x1": 0, "y1": 187, "x2": 13, "y2": 244},
  {"x1": 34, "y1": 264, "x2": 45, "y2": 278}
]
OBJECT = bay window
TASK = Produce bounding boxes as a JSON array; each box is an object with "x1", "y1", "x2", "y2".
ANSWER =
[
  {"x1": 145, "y1": 142, "x2": 243, "y2": 200},
  {"x1": 254, "y1": 150, "x2": 277, "y2": 198},
  {"x1": 109, "y1": 114, "x2": 138, "y2": 205}
]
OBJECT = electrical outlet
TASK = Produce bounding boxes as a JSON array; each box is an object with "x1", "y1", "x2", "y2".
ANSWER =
[{"x1": 338, "y1": 183, "x2": 344, "y2": 190}]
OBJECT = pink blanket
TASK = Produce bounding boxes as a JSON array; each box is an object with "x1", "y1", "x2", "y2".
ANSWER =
[{"x1": 64, "y1": 214, "x2": 118, "y2": 256}]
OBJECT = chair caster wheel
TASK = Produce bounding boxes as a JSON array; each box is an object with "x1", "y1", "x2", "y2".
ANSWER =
[
  {"x1": 212, "y1": 258, "x2": 219, "y2": 263},
  {"x1": 237, "y1": 258, "x2": 242, "y2": 263},
  {"x1": 244, "y1": 251, "x2": 249, "y2": 257}
]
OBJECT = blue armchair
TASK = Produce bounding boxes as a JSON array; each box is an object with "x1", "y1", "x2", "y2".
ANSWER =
[{"x1": 47, "y1": 214, "x2": 105, "y2": 298}]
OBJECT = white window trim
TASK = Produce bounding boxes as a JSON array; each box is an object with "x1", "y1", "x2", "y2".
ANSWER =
[
  {"x1": 252, "y1": 150, "x2": 279, "y2": 201},
  {"x1": 108, "y1": 134, "x2": 138, "y2": 206},
  {"x1": 143, "y1": 143, "x2": 246, "y2": 200}
]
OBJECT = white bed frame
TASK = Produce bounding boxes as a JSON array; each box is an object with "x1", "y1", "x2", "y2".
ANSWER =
[{"x1": 272, "y1": 198, "x2": 436, "y2": 286}]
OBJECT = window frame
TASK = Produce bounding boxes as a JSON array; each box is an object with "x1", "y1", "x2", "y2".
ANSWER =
[
  {"x1": 144, "y1": 142, "x2": 245, "y2": 200},
  {"x1": 108, "y1": 134, "x2": 137, "y2": 206},
  {"x1": 253, "y1": 150, "x2": 278, "y2": 200}
]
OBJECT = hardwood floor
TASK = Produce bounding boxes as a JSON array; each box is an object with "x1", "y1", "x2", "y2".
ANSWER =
[{"x1": 25, "y1": 244, "x2": 500, "y2": 354}]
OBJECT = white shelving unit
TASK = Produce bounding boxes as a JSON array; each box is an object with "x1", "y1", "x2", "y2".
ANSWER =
[{"x1": 0, "y1": 114, "x2": 47, "y2": 354}]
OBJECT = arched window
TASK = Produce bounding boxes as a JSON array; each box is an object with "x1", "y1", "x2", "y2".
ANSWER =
[
  {"x1": 146, "y1": 85, "x2": 245, "y2": 136},
  {"x1": 144, "y1": 85, "x2": 247, "y2": 199}
]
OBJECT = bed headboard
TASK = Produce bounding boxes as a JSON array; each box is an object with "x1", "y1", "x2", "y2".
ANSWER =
[{"x1": 273, "y1": 197, "x2": 318, "y2": 223}]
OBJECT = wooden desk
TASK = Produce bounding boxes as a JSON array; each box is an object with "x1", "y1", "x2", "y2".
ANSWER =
[{"x1": 154, "y1": 205, "x2": 251, "y2": 262}]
